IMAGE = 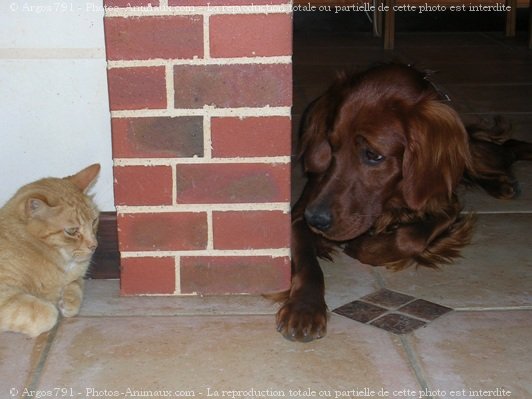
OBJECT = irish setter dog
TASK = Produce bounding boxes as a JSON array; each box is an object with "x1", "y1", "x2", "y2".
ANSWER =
[{"x1": 276, "y1": 63, "x2": 532, "y2": 342}]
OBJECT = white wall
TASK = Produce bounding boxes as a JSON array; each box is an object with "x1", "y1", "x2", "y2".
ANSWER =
[{"x1": 0, "y1": 1, "x2": 115, "y2": 211}]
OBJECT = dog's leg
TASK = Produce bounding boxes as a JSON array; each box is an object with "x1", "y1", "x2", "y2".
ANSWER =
[
  {"x1": 275, "y1": 179, "x2": 329, "y2": 342},
  {"x1": 275, "y1": 216, "x2": 328, "y2": 342}
]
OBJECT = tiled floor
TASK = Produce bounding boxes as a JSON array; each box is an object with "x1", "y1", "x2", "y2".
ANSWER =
[{"x1": 2, "y1": 11, "x2": 532, "y2": 399}]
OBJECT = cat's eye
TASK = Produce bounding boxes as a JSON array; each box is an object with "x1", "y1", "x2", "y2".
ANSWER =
[{"x1": 64, "y1": 227, "x2": 79, "y2": 237}]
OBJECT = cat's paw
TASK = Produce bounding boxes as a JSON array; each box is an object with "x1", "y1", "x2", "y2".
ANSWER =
[
  {"x1": 10, "y1": 299, "x2": 59, "y2": 338},
  {"x1": 59, "y1": 295, "x2": 81, "y2": 318}
]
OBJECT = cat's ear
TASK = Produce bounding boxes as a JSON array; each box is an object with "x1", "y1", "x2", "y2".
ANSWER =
[
  {"x1": 67, "y1": 164, "x2": 100, "y2": 192},
  {"x1": 25, "y1": 197, "x2": 51, "y2": 218}
]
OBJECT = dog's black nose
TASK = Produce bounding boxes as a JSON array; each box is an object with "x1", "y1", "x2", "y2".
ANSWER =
[{"x1": 304, "y1": 207, "x2": 332, "y2": 231}]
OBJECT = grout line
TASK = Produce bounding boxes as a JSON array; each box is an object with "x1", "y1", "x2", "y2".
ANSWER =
[
  {"x1": 107, "y1": 56, "x2": 292, "y2": 68},
  {"x1": 165, "y1": 63, "x2": 174, "y2": 111},
  {"x1": 203, "y1": 12, "x2": 210, "y2": 60},
  {"x1": 174, "y1": 256, "x2": 181, "y2": 295},
  {"x1": 207, "y1": 210, "x2": 214, "y2": 250},
  {"x1": 22, "y1": 320, "x2": 61, "y2": 395},
  {"x1": 455, "y1": 306, "x2": 532, "y2": 311},
  {"x1": 399, "y1": 335, "x2": 434, "y2": 399},
  {"x1": 203, "y1": 114, "x2": 212, "y2": 160},
  {"x1": 111, "y1": 106, "x2": 292, "y2": 118},
  {"x1": 369, "y1": 268, "x2": 387, "y2": 289},
  {"x1": 468, "y1": 210, "x2": 532, "y2": 215},
  {"x1": 171, "y1": 163, "x2": 177, "y2": 205},
  {"x1": 119, "y1": 248, "x2": 291, "y2": 258}
]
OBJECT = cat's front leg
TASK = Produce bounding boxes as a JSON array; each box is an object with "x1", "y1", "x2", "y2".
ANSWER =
[{"x1": 59, "y1": 278, "x2": 84, "y2": 317}]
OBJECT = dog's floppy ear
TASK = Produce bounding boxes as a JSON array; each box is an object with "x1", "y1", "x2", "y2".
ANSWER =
[
  {"x1": 298, "y1": 74, "x2": 351, "y2": 173},
  {"x1": 402, "y1": 100, "x2": 472, "y2": 210},
  {"x1": 299, "y1": 95, "x2": 333, "y2": 173}
]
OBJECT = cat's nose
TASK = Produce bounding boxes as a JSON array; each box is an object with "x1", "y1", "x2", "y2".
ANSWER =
[{"x1": 89, "y1": 241, "x2": 98, "y2": 252}]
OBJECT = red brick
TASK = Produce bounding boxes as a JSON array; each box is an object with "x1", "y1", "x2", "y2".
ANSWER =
[
  {"x1": 104, "y1": 0, "x2": 158, "y2": 6},
  {"x1": 120, "y1": 257, "x2": 175, "y2": 295},
  {"x1": 114, "y1": 165, "x2": 172, "y2": 206},
  {"x1": 173, "y1": 64, "x2": 291, "y2": 108},
  {"x1": 105, "y1": 16, "x2": 203, "y2": 61},
  {"x1": 180, "y1": 256, "x2": 291, "y2": 295},
  {"x1": 175, "y1": 163, "x2": 290, "y2": 204},
  {"x1": 210, "y1": 14, "x2": 292, "y2": 58},
  {"x1": 213, "y1": 211, "x2": 290, "y2": 249},
  {"x1": 107, "y1": 67, "x2": 166, "y2": 111},
  {"x1": 112, "y1": 117, "x2": 203, "y2": 158},
  {"x1": 118, "y1": 213, "x2": 208, "y2": 251},
  {"x1": 211, "y1": 116, "x2": 291, "y2": 158}
]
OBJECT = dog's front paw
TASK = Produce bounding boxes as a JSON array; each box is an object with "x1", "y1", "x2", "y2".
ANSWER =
[{"x1": 276, "y1": 297, "x2": 328, "y2": 342}]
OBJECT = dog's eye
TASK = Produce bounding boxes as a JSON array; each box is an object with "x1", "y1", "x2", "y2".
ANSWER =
[{"x1": 363, "y1": 149, "x2": 385, "y2": 165}]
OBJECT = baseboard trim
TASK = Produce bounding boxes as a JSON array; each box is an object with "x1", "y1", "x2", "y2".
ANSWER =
[{"x1": 90, "y1": 211, "x2": 120, "y2": 279}]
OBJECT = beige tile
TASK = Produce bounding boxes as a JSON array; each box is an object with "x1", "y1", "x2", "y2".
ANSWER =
[
  {"x1": 37, "y1": 314, "x2": 419, "y2": 394},
  {"x1": 0, "y1": 331, "x2": 49, "y2": 395},
  {"x1": 322, "y1": 252, "x2": 382, "y2": 310},
  {"x1": 408, "y1": 311, "x2": 532, "y2": 397},
  {"x1": 81, "y1": 280, "x2": 276, "y2": 317},
  {"x1": 376, "y1": 214, "x2": 532, "y2": 309}
]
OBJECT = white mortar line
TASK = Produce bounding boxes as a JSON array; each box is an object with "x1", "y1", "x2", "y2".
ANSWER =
[
  {"x1": 111, "y1": 106, "x2": 291, "y2": 118},
  {"x1": 207, "y1": 210, "x2": 214, "y2": 250},
  {"x1": 120, "y1": 248, "x2": 291, "y2": 258},
  {"x1": 171, "y1": 161, "x2": 177, "y2": 205},
  {"x1": 113, "y1": 156, "x2": 291, "y2": 166},
  {"x1": 174, "y1": 256, "x2": 181, "y2": 295},
  {"x1": 107, "y1": 56, "x2": 291, "y2": 69},
  {"x1": 203, "y1": 12, "x2": 211, "y2": 60},
  {"x1": 116, "y1": 203, "x2": 291, "y2": 213},
  {"x1": 203, "y1": 114, "x2": 212, "y2": 160},
  {"x1": 165, "y1": 63, "x2": 175, "y2": 110}
]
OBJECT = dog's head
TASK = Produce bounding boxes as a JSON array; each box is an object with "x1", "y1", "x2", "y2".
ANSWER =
[{"x1": 299, "y1": 64, "x2": 472, "y2": 241}]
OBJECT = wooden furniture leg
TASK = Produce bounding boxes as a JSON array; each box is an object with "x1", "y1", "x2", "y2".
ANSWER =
[
  {"x1": 384, "y1": 0, "x2": 395, "y2": 49},
  {"x1": 506, "y1": 0, "x2": 517, "y2": 36}
]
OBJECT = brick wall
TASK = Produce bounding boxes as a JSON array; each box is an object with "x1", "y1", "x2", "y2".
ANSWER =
[{"x1": 104, "y1": 0, "x2": 293, "y2": 295}]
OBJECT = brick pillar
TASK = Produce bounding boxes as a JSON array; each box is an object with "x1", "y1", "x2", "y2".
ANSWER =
[{"x1": 104, "y1": 1, "x2": 293, "y2": 295}]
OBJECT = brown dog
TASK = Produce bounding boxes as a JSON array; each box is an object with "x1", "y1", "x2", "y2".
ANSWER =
[{"x1": 276, "y1": 63, "x2": 532, "y2": 342}]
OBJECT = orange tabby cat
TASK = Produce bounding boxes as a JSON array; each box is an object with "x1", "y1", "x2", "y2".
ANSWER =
[{"x1": 0, "y1": 164, "x2": 100, "y2": 337}]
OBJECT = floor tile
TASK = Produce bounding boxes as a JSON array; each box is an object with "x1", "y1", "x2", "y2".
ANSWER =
[
  {"x1": 333, "y1": 289, "x2": 452, "y2": 334},
  {"x1": 370, "y1": 313, "x2": 427, "y2": 334},
  {"x1": 321, "y1": 252, "x2": 381, "y2": 310},
  {"x1": 398, "y1": 299, "x2": 453, "y2": 321},
  {"x1": 377, "y1": 214, "x2": 532, "y2": 309},
  {"x1": 361, "y1": 289, "x2": 415, "y2": 308},
  {"x1": 0, "y1": 331, "x2": 49, "y2": 396},
  {"x1": 334, "y1": 300, "x2": 388, "y2": 323},
  {"x1": 36, "y1": 315, "x2": 420, "y2": 393},
  {"x1": 408, "y1": 311, "x2": 532, "y2": 397}
]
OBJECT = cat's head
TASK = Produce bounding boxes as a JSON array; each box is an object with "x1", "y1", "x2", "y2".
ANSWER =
[{"x1": 19, "y1": 164, "x2": 101, "y2": 265}]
